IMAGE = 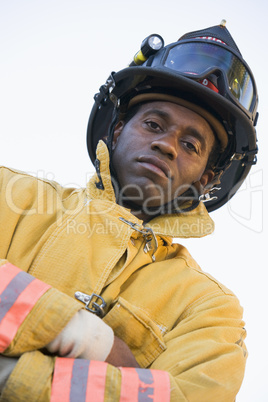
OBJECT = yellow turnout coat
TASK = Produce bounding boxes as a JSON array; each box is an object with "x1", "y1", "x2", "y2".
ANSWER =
[{"x1": 0, "y1": 141, "x2": 247, "y2": 401}]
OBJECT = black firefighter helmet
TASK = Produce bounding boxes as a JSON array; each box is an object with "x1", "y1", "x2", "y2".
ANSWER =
[{"x1": 86, "y1": 20, "x2": 259, "y2": 212}]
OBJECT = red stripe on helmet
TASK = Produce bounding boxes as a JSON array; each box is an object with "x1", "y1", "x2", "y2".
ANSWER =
[
  {"x1": 199, "y1": 78, "x2": 219, "y2": 93},
  {"x1": 194, "y1": 36, "x2": 226, "y2": 45}
]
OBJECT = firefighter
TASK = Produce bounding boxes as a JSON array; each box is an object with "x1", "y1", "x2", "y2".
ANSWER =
[{"x1": 0, "y1": 21, "x2": 258, "y2": 401}]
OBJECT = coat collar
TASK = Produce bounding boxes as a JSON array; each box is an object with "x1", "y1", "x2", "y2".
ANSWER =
[{"x1": 86, "y1": 141, "x2": 214, "y2": 239}]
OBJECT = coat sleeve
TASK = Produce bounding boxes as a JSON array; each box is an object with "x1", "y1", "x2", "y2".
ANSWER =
[
  {"x1": 0, "y1": 167, "x2": 83, "y2": 355},
  {"x1": 151, "y1": 290, "x2": 247, "y2": 401},
  {"x1": 0, "y1": 260, "x2": 82, "y2": 357},
  {"x1": 1, "y1": 352, "x2": 171, "y2": 402},
  {"x1": 0, "y1": 259, "x2": 171, "y2": 401},
  {"x1": 0, "y1": 260, "x2": 171, "y2": 401}
]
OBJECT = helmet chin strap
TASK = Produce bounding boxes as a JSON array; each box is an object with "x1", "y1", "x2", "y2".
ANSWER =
[
  {"x1": 118, "y1": 189, "x2": 201, "y2": 216},
  {"x1": 106, "y1": 108, "x2": 120, "y2": 163}
]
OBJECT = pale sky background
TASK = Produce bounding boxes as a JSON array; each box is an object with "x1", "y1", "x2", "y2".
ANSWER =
[{"x1": 0, "y1": 1, "x2": 267, "y2": 400}]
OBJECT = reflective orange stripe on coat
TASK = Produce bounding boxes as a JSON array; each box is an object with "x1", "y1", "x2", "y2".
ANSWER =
[
  {"x1": 119, "y1": 367, "x2": 170, "y2": 402},
  {"x1": 0, "y1": 262, "x2": 51, "y2": 352},
  {"x1": 51, "y1": 358, "x2": 108, "y2": 401},
  {"x1": 51, "y1": 358, "x2": 170, "y2": 402}
]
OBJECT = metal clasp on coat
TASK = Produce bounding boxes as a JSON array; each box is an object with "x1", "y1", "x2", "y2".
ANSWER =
[
  {"x1": 119, "y1": 217, "x2": 158, "y2": 262},
  {"x1": 74, "y1": 291, "x2": 106, "y2": 318}
]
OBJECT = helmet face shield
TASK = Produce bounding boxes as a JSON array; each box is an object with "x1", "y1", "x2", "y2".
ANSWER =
[{"x1": 163, "y1": 41, "x2": 256, "y2": 113}]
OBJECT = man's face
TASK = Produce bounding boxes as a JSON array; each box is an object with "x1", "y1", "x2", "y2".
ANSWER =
[{"x1": 112, "y1": 101, "x2": 215, "y2": 210}]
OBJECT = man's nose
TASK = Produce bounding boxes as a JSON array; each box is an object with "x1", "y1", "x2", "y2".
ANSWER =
[{"x1": 151, "y1": 132, "x2": 178, "y2": 160}]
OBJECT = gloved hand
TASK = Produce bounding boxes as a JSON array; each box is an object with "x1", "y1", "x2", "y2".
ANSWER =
[{"x1": 45, "y1": 309, "x2": 114, "y2": 361}]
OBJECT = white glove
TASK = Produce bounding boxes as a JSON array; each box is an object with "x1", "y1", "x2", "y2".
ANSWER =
[{"x1": 46, "y1": 309, "x2": 114, "y2": 361}]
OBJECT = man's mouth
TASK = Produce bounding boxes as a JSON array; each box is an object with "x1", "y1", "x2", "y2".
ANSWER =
[{"x1": 137, "y1": 155, "x2": 172, "y2": 179}]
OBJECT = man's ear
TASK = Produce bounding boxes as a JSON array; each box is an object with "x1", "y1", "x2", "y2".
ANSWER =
[
  {"x1": 112, "y1": 121, "x2": 124, "y2": 150},
  {"x1": 195, "y1": 169, "x2": 215, "y2": 194}
]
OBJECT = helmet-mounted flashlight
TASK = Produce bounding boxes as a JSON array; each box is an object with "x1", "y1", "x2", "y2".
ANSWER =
[{"x1": 129, "y1": 34, "x2": 164, "y2": 66}]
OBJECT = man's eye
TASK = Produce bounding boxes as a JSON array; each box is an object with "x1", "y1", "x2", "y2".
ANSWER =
[
  {"x1": 145, "y1": 121, "x2": 162, "y2": 131},
  {"x1": 182, "y1": 141, "x2": 198, "y2": 154}
]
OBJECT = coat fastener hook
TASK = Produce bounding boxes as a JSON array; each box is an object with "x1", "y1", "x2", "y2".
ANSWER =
[
  {"x1": 74, "y1": 291, "x2": 106, "y2": 317},
  {"x1": 119, "y1": 217, "x2": 158, "y2": 261}
]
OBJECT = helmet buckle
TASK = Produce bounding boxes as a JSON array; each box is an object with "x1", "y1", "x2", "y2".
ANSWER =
[{"x1": 199, "y1": 187, "x2": 221, "y2": 203}]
